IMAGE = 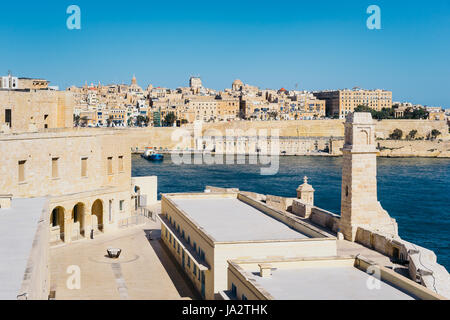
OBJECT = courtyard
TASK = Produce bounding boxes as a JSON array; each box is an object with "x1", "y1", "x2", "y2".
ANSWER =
[{"x1": 49, "y1": 220, "x2": 200, "y2": 300}]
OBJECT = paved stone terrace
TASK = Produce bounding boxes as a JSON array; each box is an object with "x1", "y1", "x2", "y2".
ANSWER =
[{"x1": 50, "y1": 220, "x2": 200, "y2": 300}]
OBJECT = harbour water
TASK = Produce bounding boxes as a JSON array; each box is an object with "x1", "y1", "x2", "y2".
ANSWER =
[{"x1": 132, "y1": 154, "x2": 450, "y2": 271}]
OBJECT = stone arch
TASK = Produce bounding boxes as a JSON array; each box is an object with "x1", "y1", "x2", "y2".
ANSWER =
[
  {"x1": 92, "y1": 199, "x2": 104, "y2": 232},
  {"x1": 358, "y1": 129, "x2": 370, "y2": 145},
  {"x1": 72, "y1": 202, "x2": 86, "y2": 237},
  {"x1": 50, "y1": 206, "x2": 65, "y2": 242}
]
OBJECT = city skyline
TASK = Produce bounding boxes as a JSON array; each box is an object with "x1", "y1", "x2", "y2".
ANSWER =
[{"x1": 0, "y1": 0, "x2": 449, "y2": 107}]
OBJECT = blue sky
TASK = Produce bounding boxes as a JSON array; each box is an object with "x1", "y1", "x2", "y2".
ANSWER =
[{"x1": 0, "y1": 0, "x2": 449, "y2": 107}]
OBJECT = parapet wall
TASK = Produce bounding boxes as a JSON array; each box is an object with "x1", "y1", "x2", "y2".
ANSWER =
[{"x1": 17, "y1": 201, "x2": 50, "y2": 300}]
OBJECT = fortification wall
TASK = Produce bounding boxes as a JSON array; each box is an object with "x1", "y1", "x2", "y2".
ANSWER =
[
  {"x1": 374, "y1": 120, "x2": 449, "y2": 140},
  {"x1": 378, "y1": 140, "x2": 450, "y2": 158},
  {"x1": 123, "y1": 120, "x2": 449, "y2": 155}
]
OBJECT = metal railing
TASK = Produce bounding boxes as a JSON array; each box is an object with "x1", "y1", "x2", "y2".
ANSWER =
[
  {"x1": 118, "y1": 207, "x2": 157, "y2": 228},
  {"x1": 138, "y1": 206, "x2": 157, "y2": 222}
]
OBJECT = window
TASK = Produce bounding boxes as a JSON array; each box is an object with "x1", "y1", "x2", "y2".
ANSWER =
[
  {"x1": 81, "y1": 157, "x2": 88, "y2": 177},
  {"x1": 119, "y1": 200, "x2": 124, "y2": 211},
  {"x1": 5, "y1": 109, "x2": 11, "y2": 127},
  {"x1": 193, "y1": 265, "x2": 197, "y2": 276},
  {"x1": 187, "y1": 256, "x2": 191, "y2": 267},
  {"x1": 51, "y1": 157, "x2": 59, "y2": 178},
  {"x1": 118, "y1": 156, "x2": 124, "y2": 172},
  {"x1": 18, "y1": 160, "x2": 26, "y2": 182},
  {"x1": 107, "y1": 157, "x2": 113, "y2": 175},
  {"x1": 165, "y1": 229, "x2": 168, "y2": 238},
  {"x1": 193, "y1": 242, "x2": 197, "y2": 252},
  {"x1": 242, "y1": 294, "x2": 247, "y2": 301}
]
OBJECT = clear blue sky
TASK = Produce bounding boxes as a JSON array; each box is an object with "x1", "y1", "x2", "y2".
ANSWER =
[{"x1": 1, "y1": 0, "x2": 449, "y2": 107}]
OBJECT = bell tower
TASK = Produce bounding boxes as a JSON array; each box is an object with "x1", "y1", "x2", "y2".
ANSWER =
[{"x1": 339, "y1": 112, "x2": 398, "y2": 241}]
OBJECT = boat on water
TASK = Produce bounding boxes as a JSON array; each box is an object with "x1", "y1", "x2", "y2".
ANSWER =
[{"x1": 141, "y1": 147, "x2": 164, "y2": 161}]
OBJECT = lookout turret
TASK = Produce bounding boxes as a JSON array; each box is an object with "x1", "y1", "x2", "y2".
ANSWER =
[
  {"x1": 296, "y1": 176, "x2": 315, "y2": 206},
  {"x1": 339, "y1": 112, "x2": 398, "y2": 241}
]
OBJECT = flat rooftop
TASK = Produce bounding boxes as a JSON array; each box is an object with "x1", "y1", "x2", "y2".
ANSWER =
[
  {"x1": 247, "y1": 265, "x2": 417, "y2": 300},
  {"x1": 0, "y1": 198, "x2": 46, "y2": 300},
  {"x1": 171, "y1": 197, "x2": 310, "y2": 242}
]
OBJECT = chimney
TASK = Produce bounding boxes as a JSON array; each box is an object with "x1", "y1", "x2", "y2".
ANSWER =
[
  {"x1": 0, "y1": 194, "x2": 13, "y2": 209},
  {"x1": 258, "y1": 264, "x2": 272, "y2": 278}
]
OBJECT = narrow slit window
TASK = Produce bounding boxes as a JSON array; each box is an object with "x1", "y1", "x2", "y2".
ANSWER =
[
  {"x1": 52, "y1": 157, "x2": 59, "y2": 178},
  {"x1": 18, "y1": 160, "x2": 26, "y2": 182}
]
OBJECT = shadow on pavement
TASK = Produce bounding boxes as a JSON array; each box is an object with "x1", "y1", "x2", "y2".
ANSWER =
[{"x1": 144, "y1": 228, "x2": 201, "y2": 300}]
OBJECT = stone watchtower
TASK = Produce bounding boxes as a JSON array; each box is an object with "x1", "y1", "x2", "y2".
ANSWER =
[
  {"x1": 297, "y1": 176, "x2": 315, "y2": 206},
  {"x1": 339, "y1": 112, "x2": 398, "y2": 241}
]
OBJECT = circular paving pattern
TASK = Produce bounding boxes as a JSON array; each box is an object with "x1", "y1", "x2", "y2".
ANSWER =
[{"x1": 89, "y1": 251, "x2": 140, "y2": 264}]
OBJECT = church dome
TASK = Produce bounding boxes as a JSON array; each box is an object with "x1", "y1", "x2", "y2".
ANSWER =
[{"x1": 232, "y1": 79, "x2": 243, "y2": 86}]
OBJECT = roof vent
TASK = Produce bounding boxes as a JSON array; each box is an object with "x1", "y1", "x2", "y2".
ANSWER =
[
  {"x1": 0, "y1": 194, "x2": 12, "y2": 209},
  {"x1": 258, "y1": 264, "x2": 272, "y2": 278}
]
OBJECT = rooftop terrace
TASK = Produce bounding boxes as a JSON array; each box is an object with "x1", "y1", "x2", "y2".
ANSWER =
[
  {"x1": 170, "y1": 196, "x2": 310, "y2": 242},
  {"x1": 249, "y1": 265, "x2": 416, "y2": 300}
]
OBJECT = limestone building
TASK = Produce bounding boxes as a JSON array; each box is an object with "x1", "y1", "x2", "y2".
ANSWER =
[
  {"x1": 0, "y1": 89, "x2": 74, "y2": 133},
  {"x1": 0, "y1": 130, "x2": 156, "y2": 245},
  {"x1": 313, "y1": 88, "x2": 392, "y2": 119}
]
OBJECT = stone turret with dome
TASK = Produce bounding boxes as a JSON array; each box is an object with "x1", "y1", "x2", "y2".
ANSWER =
[
  {"x1": 232, "y1": 79, "x2": 244, "y2": 91},
  {"x1": 296, "y1": 176, "x2": 315, "y2": 206}
]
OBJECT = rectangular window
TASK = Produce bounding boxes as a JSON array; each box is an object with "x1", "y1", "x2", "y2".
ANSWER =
[
  {"x1": 51, "y1": 157, "x2": 59, "y2": 178},
  {"x1": 187, "y1": 256, "x2": 191, "y2": 268},
  {"x1": 5, "y1": 109, "x2": 11, "y2": 127},
  {"x1": 119, "y1": 200, "x2": 124, "y2": 211},
  {"x1": 81, "y1": 157, "x2": 88, "y2": 177},
  {"x1": 118, "y1": 156, "x2": 124, "y2": 172},
  {"x1": 193, "y1": 265, "x2": 197, "y2": 276},
  {"x1": 242, "y1": 294, "x2": 247, "y2": 301},
  {"x1": 193, "y1": 242, "x2": 197, "y2": 252},
  {"x1": 18, "y1": 160, "x2": 26, "y2": 182},
  {"x1": 107, "y1": 157, "x2": 113, "y2": 175}
]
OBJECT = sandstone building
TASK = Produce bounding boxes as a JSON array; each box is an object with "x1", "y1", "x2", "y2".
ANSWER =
[
  {"x1": 0, "y1": 89, "x2": 74, "y2": 133},
  {"x1": 313, "y1": 88, "x2": 392, "y2": 119},
  {"x1": 0, "y1": 129, "x2": 157, "y2": 299}
]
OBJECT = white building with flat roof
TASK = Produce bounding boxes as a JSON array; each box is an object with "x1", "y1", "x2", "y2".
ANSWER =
[
  {"x1": 223, "y1": 256, "x2": 444, "y2": 300},
  {"x1": 159, "y1": 192, "x2": 336, "y2": 300}
]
